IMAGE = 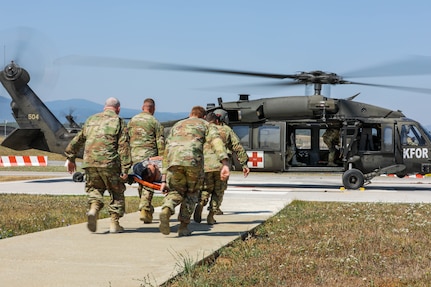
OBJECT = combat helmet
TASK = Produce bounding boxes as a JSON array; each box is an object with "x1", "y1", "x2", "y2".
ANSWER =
[{"x1": 213, "y1": 109, "x2": 229, "y2": 125}]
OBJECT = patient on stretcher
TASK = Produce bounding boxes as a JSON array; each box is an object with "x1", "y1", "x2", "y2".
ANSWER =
[{"x1": 129, "y1": 156, "x2": 162, "y2": 184}]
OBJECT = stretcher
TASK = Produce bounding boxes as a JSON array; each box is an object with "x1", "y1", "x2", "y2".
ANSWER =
[{"x1": 128, "y1": 174, "x2": 162, "y2": 190}]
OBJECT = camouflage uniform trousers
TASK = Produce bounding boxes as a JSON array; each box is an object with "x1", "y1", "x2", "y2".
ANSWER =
[
  {"x1": 161, "y1": 165, "x2": 204, "y2": 223},
  {"x1": 138, "y1": 184, "x2": 155, "y2": 214},
  {"x1": 200, "y1": 171, "x2": 227, "y2": 212},
  {"x1": 85, "y1": 167, "x2": 126, "y2": 217},
  {"x1": 323, "y1": 129, "x2": 340, "y2": 164}
]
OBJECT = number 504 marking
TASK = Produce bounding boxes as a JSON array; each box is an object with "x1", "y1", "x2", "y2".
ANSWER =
[{"x1": 28, "y1": 114, "x2": 40, "y2": 120}]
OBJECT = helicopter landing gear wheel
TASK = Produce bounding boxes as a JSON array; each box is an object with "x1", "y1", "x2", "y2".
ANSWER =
[
  {"x1": 342, "y1": 169, "x2": 364, "y2": 190},
  {"x1": 72, "y1": 172, "x2": 84, "y2": 182}
]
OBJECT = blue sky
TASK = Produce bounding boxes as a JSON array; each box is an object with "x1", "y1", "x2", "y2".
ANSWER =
[{"x1": 1, "y1": 1, "x2": 431, "y2": 124}]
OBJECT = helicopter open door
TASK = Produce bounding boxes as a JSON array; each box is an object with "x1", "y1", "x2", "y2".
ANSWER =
[
  {"x1": 230, "y1": 120, "x2": 349, "y2": 172},
  {"x1": 341, "y1": 120, "x2": 403, "y2": 172}
]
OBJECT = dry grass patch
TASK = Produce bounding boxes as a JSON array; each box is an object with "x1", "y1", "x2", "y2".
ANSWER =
[
  {"x1": 165, "y1": 201, "x2": 431, "y2": 287},
  {"x1": 0, "y1": 175, "x2": 65, "y2": 182}
]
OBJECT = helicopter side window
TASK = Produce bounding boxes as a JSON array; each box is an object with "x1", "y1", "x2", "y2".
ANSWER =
[
  {"x1": 232, "y1": 125, "x2": 250, "y2": 148},
  {"x1": 383, "y1": 126, "x2": 393, "y2": 152},
  {"x1": 295, "y1": 129, "x2": 311, "y2": 149},
  {"x1": 359, "y1": 127, "x2": 380, "y2": 151},
  {"x1": 258, "y1": 125, "x2": 280, "y2": 150}
]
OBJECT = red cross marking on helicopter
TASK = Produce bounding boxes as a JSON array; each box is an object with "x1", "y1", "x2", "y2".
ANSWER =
[{"x1": 248, "y1": 151, "x2": 263, "y2": 168}]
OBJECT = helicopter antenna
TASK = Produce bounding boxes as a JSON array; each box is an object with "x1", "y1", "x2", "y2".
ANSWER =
[
  {"x1": 346, "y1": 93, "x2": 360, "y2": 101},
  {"x1": 314, "y1": 83, "x2": 322, "y2": 95}
]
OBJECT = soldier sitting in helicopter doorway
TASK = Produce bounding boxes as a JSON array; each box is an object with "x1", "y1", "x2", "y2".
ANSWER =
[{"x1": 322, "y1": 127, "x2": 340, "y2": 166}]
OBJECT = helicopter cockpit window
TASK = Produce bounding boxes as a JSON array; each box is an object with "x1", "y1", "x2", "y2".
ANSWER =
[
  {"x1": 401, "y1": 124, "x2": 425, "y2": 146},
  {"x1": 232, "y1": 125, "x2": 250, "y2": 148},
  {"x1": 258, "y1": 125, "x2": 280, "y2": 150}
]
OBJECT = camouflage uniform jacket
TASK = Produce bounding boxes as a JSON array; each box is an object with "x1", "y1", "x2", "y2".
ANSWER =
[
  {"x1": 162, "y1": 117, "x2": 228, "y2": 174},
  {"x1": 64, "y1": 109, "x2": 132, "y2": 175},
  {"x1": 204, "y1": 124, "x2": 249, "y2": 172},
  {"x1": 128, "y1": 111, "x2": 165, "y2": 163}
]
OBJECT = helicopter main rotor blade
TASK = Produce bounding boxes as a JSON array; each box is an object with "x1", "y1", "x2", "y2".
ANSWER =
[
  {"x1": 55, "y1": 55, "x2": 431, "y2": 95},
  {"x1": 348, "y1": 80, "x2": 431, "y2": 94},
  {"x1": 343, "y1": 55, "x2": 431, "y2": 78},
  {"x1": 55, "y1": 55, "x2": 298, "y2": 79}
]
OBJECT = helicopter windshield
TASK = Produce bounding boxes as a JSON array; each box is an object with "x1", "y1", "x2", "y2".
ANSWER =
[
  {"x1": 401, "y1": 124, "x2": 426, "y2": 146},
  {"x1": 419, "y1": 123, "x2": 431, "y2": 142}
]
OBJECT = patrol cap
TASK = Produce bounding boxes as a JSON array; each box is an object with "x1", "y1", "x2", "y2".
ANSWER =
[{"x1": 213, "y1": 109, "x2": 229, "y2": 125}]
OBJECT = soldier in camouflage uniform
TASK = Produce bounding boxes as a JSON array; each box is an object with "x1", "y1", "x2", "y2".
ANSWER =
[
  {"x1": 322, "y1": 128, "x2": 340, "y2": 166},
  {"x1": 193, "y1": 111, "x2": 250, "y2": 225},
  {"x1": 159, "y1": 106, "x2": 230, "y2": 237},
  {"x1": 128, "y1": 98, "x2": 165, "y2": 223},
  {"x1": 65, "y1": 97, "x2": 131, "y2": 233}
]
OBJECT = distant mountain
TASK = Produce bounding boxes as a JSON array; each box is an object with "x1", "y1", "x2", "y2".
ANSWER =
[
  {"x1": 0, "y1": 96, "x2": 188, "y2": 124},
  {"x1": 0, "y1": 95, "x2": 13, "y2": 122}
]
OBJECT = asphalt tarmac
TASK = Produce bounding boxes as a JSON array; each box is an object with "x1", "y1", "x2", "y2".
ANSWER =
[{"x1": 1, "y1": 171, "x2": 431, "y2": 286}]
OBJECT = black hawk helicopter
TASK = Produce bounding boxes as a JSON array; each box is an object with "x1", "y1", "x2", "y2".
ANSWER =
[
  {"x1": 3, "y1": 56, "x2": 431, "y2": 189},
  {"x1": 54, "y1": 55, "x2": 431, "y2": 189}
]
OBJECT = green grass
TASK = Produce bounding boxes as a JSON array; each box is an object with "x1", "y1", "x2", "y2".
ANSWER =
[
  {"x1": 0, "y1": 194, "x2": 163, "y2": 239},
  {"x1": 164, "y1": 201, "x2": 431, "y2": 287}
]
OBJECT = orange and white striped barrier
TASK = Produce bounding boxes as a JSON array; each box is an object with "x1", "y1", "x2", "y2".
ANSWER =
[
  {"x1": 0, "y1": 156, "x2": 48, "y2": 167},
  {"x1": 384, "y1": 174, "x2": 428, "y2": 178}
]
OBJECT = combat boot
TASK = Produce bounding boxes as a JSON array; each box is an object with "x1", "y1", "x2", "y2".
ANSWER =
[
  {"x1": 87, "y1": 202, "x2": 100, "y2": 232},
  {"x1": 140, "y1": 209, "x2": 153, "y2": 224},
  {"x1": 193, "y1": 203, "x2": 204, "y2": 223},
  {"x1": 327, "y1": 153, "x2": 337, "y2": 166},
  {"x1": 215, "y1": 208, "x2": 224, "y2": 215},
  {"x1": 207, "y1": 210, "x2": 217, "y2": 225},
  {"x1": 178, "y1": 221, "x2": 192, "y2": 237},
  {"x1": 159, "y1": 207, "x2": 171, "y2": 235},
  {"x1": 109, "y1": 213, "x2": 124, "y2": 233}
]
